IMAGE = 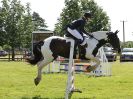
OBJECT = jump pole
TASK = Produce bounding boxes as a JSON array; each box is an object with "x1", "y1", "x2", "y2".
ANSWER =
[{"x1": 65, "y1": 39, "x2": 81, "y2": 99}]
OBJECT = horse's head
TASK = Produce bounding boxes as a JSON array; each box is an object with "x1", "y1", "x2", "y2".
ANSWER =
[{"x1": 106, "y1": 30, "x2": 121, "y2": 53}]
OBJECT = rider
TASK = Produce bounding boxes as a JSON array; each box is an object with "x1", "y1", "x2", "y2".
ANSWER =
[{"x1": 66, "y1": 12, "x2": 92, "y2": 47}]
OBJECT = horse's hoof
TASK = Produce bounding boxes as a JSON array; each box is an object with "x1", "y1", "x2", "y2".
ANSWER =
[
  {"x1": 86, "y1": 66, "x2": 93, "y2": 72},
  {"x1": 86, "y1": 66, "x2": 96, "y2": 72},
  {"x1": 34, "y1": 78, "x2": 41, "y2": 86}
]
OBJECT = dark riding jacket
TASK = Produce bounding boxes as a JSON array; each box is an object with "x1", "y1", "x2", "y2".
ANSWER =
[{"x1": 68, "y1": 17, "x2": 88, "y2": 35}]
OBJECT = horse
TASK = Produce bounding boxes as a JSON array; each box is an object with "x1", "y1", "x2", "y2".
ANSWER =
[{"x1": 26, "y1": 30, "x2": 121, "y2": 85}]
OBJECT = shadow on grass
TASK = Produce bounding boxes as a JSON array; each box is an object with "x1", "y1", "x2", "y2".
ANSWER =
[
  {"x1": 21, "y1": 95, "x2": 95, "y2": 99},
  {"x1": 21, "y1": 95, "x2": 64, "y2": 99}
]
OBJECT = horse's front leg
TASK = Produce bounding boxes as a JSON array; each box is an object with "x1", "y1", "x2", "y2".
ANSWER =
[
  {"x1": 86, "y1": 57, "x2": 100, "y2": 72},
  {"x1": 34, "y1": 59, "x2": 50, "y2": 86}
]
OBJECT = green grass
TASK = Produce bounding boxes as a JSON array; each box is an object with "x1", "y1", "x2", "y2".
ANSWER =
[{"x1": 0, "y1": 61, "x2": 133, "y2": 99}]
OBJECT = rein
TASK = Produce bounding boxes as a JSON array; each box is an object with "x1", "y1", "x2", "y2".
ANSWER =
[
  {"x1": 87, "y1": 33, "x2": 110, "y2": 43},
  {"x1": 87, "y1": 34, "x2": 99, "y2": 41},
  {"x1": 87, "y1": 32, "x2": 109, "y2": 57}
]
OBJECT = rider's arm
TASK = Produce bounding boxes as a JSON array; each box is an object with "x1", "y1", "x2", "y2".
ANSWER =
[{"x1": 80, "y1": 20, "x2": 94, "y2": 38}]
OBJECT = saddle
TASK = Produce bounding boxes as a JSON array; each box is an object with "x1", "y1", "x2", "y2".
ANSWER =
[{"x1": 64, "y1": 34, "x2": 87, "y2": 59}]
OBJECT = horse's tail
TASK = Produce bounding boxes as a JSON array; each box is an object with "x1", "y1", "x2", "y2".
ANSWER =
[{"x1": 26, "y1": 41, "x2": 44, "y2": 65}]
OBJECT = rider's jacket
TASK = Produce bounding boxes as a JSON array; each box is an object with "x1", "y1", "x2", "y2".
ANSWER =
[{"x1": 67, "y1": 17, "x2": 88, "y2": 35}]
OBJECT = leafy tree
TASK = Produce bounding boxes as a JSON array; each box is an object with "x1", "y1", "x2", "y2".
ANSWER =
[
  {"x1": 81, "y1": 0, "x2": 110, "y2": 32},
  {"x1": 121, "y1": 41, "x2": 133, "y2": 48},
  {"x1": 3, "y1": 44, "x2": 11, "y2": 51},
  {"x1": 0, "y1": 0, "x2": 48, "y2": 60},
  {"x1": 21, "y1": 3, "x2": 33, "y2": 49},
  {"x1": 54, "y1": 0, "x2": 81, "y2": 36},
  {"x1": 32, "y1": 12, "x2": 47, "y2": 31},
  {"x1": 2, "y1": 0, "x2": 26, "y2": 60},
  {"x1": 0, "y1": 0, "x2": 9, "y2": 46},
  {"x1": 0, "y1": 46, "x2": 2, "y2": 50},
  {"x1": 0, "y1": 7, "x2": 5, "y2": 46},
  {"x1": 54, "y1": 0, "x2": 110, "y2": 35}
]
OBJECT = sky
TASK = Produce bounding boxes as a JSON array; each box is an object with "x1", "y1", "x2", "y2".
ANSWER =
[{"x1": 1, "y1": 0, "x2": 133, "y2": 41}]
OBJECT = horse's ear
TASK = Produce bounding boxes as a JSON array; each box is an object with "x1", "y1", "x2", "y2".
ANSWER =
[{"x1": 114, "y1": 30, "x2": 119, "y2": 34}]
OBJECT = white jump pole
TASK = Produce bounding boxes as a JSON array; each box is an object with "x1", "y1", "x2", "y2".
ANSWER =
[
  {"x1": 93, "y1": 47, "x2": 111, "y2": 76},
  {"x1": 65, "y1": 39, "x2": 81, "y2": 99}
]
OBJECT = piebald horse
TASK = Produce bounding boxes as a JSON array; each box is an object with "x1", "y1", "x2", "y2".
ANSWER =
[{"x1": 27, "y1": 30, "x2": 121, "y2": 85}]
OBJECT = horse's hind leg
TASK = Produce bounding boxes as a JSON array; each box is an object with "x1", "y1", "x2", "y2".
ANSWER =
[{"x1": 34, "y1": 59, "x2": 52, "y2": 85}]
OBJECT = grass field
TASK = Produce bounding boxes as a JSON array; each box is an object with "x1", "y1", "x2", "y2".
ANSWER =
[{"x1": 0, "y1": 61, "x2": 133, "y2": 99}]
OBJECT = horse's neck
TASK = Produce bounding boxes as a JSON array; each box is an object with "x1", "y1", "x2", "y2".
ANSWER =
[
  {"x1": 92, "y1": 31, "x2": 108, "y2": 40},
  {"x1": 86, "y1": 31, "x2": 108, "y2": 54}
]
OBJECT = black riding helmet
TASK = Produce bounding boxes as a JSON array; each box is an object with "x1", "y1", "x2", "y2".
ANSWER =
[{"x1": 84, "y1": 12, "x2": 92, "y2": 18}]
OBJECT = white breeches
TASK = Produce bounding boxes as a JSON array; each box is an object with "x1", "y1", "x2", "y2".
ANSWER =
[
  {"x1": 67, "y1": 27, "x2": 83, "y2": 41},
  {"x1": 67, "y1": 27, "x2": 86, "y2": 45}
]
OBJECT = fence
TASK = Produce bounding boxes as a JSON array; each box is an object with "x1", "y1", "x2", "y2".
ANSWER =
[{"x1": 0, "y1": 50, "x2": 30, "y2": 61}]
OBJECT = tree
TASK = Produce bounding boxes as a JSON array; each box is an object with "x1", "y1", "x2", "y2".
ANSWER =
[
  {"x1": 54, "y1": 0, "x2": 110, "y2": 35},
  {"x1": 0, "y1": 0, "x2": 9, "y2": 46},
  {"x1": 0, "y1": 7, "x2": 6, "y2": 46},
  {"x1": 21, "y1": 3, "x2": 33, "y2": 49},
  {"x1": 81, "y1": 0, "x2": 110, "y2": 32},
  {"x1": 32, "y1": 12, "x2": 47, "y2": 31},
  {"x1": 2, "y1": 0, "x2": 26, "y2": 60},
  {"x1": 0, "y1": 0, "x2": 32, "y2": 60},
  {"x1": 54, "y1": 0, "x2": 81, "y2": 36},
  {"x1": 0, "y1": 0, "x2": 48, "y2": 60},
  {"x1": 121, "y1": 41, "x2": 133, "y2": 48}
]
